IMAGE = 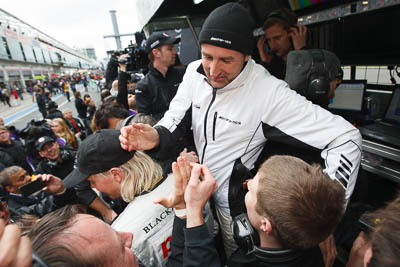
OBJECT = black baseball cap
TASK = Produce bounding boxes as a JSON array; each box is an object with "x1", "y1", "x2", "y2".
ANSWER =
[
  {"x1": 145, "y1": 32, "x2": 180, "y2": 53},
  {"x1": 35, "y1": 136, "x2": 56, "y2": 152},
  {"x1": 62, "y1": 129, "x2": 135, "y2": 188}
]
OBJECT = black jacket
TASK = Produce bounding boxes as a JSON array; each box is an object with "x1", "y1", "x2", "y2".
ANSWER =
[
  {"x1": 169, "y1": 216, "x2": 324, "y2": 267},
  {"x1": 36, "y1": 93, "x2": 46, "y2": 109},
  {"x1": 117, "y1": 71, "x2": 131, "y2": 111},
  {"x1": 75, "y1": 97, "x2": 87, "y2": 119},
  {"x1": 6, "y1": 189, "x2": 78, "y2": 221},
  {"x1": 46, "y1": 109, "x2": 63, "y2": 120},
  {"x1": 35, "y1": 148, "x2": 76, "y2": 179},
  {"x1": 135, "y1": 63, "x2": 186, "y2": 121},
  {"x1": 0, "y1": 140, "x2": 32, "y2": 174}
]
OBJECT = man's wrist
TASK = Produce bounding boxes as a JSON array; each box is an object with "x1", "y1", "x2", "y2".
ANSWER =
[{"x1": 186, "y1": 207, "x2": 204, "y2": 228}]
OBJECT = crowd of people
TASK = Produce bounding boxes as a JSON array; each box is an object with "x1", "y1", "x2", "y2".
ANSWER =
[{"x1": 0, "y1": 2, "x2": 399, "y2": 267}]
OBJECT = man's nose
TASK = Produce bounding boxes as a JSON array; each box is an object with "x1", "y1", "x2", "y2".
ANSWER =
[
  {"x1": 209, "y1": 60, "x2": 220, "y2": 77},
  {"x1": 269, "y1": 40, "x2": 277, "y2": 50}
]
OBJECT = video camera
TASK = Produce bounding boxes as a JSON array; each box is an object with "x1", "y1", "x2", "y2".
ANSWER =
[{"x1": 115, "y1": 41, "x2": 149, "y2": 73}]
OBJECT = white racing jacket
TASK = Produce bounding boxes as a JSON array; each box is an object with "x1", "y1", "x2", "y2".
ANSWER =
[
  {"x1": 112, "y1": 174, "x2": 175, "y2": 267},
  {"x1": 156, "y1": 59, "x2": 362, "y2": 214}
]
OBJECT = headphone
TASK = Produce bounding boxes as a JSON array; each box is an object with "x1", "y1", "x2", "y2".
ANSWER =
[
  {"x1": 264, "y1": 9, "x2": 297, "y2": 29},
  {"x1": 233, "y1": 213, "x2": 260, "y2": 254},
  {"x1": 306, "y1": 49, "x2": 330, "y2": 100}
]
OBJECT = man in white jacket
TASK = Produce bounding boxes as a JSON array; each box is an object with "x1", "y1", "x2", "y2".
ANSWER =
[{"x1": 120, "y1": 2, "x2": 362, "y2": 261}]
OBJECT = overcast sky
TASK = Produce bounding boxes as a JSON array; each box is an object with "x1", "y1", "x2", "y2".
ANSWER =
[{"x1": 2, "y1": 0, "x2": 142, "y2": 60}]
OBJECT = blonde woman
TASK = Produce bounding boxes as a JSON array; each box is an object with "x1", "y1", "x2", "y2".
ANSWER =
[
  {"x1": 62, "y1": 129, "x2": 175, "y2": 266},
  {"x1": 51, "y1": 118, "x2": 79, "y2": 150}
]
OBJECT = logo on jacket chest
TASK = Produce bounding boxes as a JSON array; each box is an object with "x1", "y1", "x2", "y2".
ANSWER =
[{"x1": 218, "y1": 115, "x2": 241, "y2": 125}]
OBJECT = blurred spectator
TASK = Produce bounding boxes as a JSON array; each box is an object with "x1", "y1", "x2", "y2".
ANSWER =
[
  {"x1": 45, "y1": 101, "x2": 63, "y2": 120},
  {"x1": 346, "y1": 193, "x2": 400, "y2": 267},
  {"x1": 63, "y1": 108, "x2": 86, "y2": 140},
  {"x1": 84, "y1": 94, "x2": 96, "y2": 121},
  {"x1": 51, "y1": 118, "x2": 79, "y2": 150},
  {"x1": 93, "y1": 102, "x2": 129, "y2": 131},
  {"x1": 0, "y1": 126, "x2": 32, "y2": 174},
  {"x1": 0, "y1": 166, "x2": 77, "y2": 221},
  {"x1": 35, "y1": 87, "x2": 47, "y2": 119}
]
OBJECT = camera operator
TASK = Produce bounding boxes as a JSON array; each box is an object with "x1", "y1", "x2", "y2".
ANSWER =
[
  {"x1": 257, "y1": 8, "x2": 309, "y2": 80},
  {"x1": 132, "y1": 32, "x2": 186, "y2": 122}
]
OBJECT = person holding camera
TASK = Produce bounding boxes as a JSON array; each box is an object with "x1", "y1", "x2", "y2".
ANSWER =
[
  {"x1": 125, "y1": 32, "x2": 186, "y2": 122},
  {"x1": 257, "y1": 8, "x2": 309, "y2": 80},
  {"x1": 0, "y1": 166, "x2": 78, "y2": 221}
]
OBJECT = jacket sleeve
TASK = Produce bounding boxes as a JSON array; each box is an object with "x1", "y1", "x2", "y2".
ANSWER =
[
  {"x1": 117, "y1": 71, "x2": 130, "y2": 110},
  {"x1": 135, "y1": 78, "x2": 154, "y2": 115},
  {"x1": 16, "y1": 189, "x2": 78, "y2": 219},
  {"x1": 261, "y1": 80, "x2": 362, "y2": 203},
  {"x1": 152, "y1": 66, "x2": 194, "y2": 158},
  {"x1": 167, "y1": 216, "x2": 185, "y2": 267},
  {"x1": 183, "y1": 223, "x2": 221, "y2": 267}
]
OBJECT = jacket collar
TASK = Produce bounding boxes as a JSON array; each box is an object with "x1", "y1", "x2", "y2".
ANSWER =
[
  {"x1": 196, "y1": 58, "x2": 254, "y2": 94},
  {"x1": 148, "y1": 62, "x2": 173, "y2": 78},
  {"x1": 252, "y1": 245, "x2": 304, "y2": 265}
]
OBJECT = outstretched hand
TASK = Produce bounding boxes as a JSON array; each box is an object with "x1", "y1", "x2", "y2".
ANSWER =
[
  {"x1": 154, "y1": 156, "x2": 193, "y2": 209},
  {"x1": 119, "y1": 123, "x2": 160, "y2": 151},
  {"x1": 38, "y1": 174, "x2": 64, "y2": 194}
]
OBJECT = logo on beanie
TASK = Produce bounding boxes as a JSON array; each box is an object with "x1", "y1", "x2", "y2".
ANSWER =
[{"x1": 210, "y1": 37, "x2": 231, "y2": 44}]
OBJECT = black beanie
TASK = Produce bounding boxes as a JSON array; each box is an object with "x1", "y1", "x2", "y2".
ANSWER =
[{"x1": 199, "y1": 3, "x2": 255, "y2": 55}]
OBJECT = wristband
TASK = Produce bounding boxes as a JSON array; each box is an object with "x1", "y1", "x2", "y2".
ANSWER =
[{"x1": 174, "y1": 208, "x2": 186, "y2": 217}]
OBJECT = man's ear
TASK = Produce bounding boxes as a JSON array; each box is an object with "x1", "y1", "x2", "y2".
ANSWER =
[
  {"x1": 364, "y1": 246, "x2": 373, "y2": 267},
  {"x1": 260, "y1": 217, "x2": 273, "y2": 234},
  {"x1": 110, "y1": 168, "x2": 123, "y2": 184},
  {"x1": 152, "y1": 48, "x2": 160, "y2": 59}
]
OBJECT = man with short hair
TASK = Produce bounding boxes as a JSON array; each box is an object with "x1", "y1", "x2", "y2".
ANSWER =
[
  {"x1": 28, "y1": 205, "x2": 139, "y2": 267},
  {"x1": 120, "y1": 2, "x2": 361, "y2": 258},
  {"x1": 63, "y1": 108, "x2": 86, "y2": 140},
  {"x1": 0, "y1": 166, "x2": 77, "y2": 221},
  {"x1": 0, "y1": 126, "x2": 32, "y2": 174},
  {"x1": 35, "y1": 136, "x2": 76, "y2": 179},
  {"x1": 164, "y1": 155, "x2": 345, "y2": 266},
  {"x1": 257, "y1": 8, "x2": 308, "y2": 79},
  {"x1": 131, "y1": 32, "x2": 186, "y2": 121}
]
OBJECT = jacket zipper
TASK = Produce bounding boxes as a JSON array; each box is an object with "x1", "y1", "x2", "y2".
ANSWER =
[
  {"x1": 212, "y1": 112, "x2": 218, "y2": 141},
  {"x1": 201, "y1": 88, "x2": 217, "y2": 164}
]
